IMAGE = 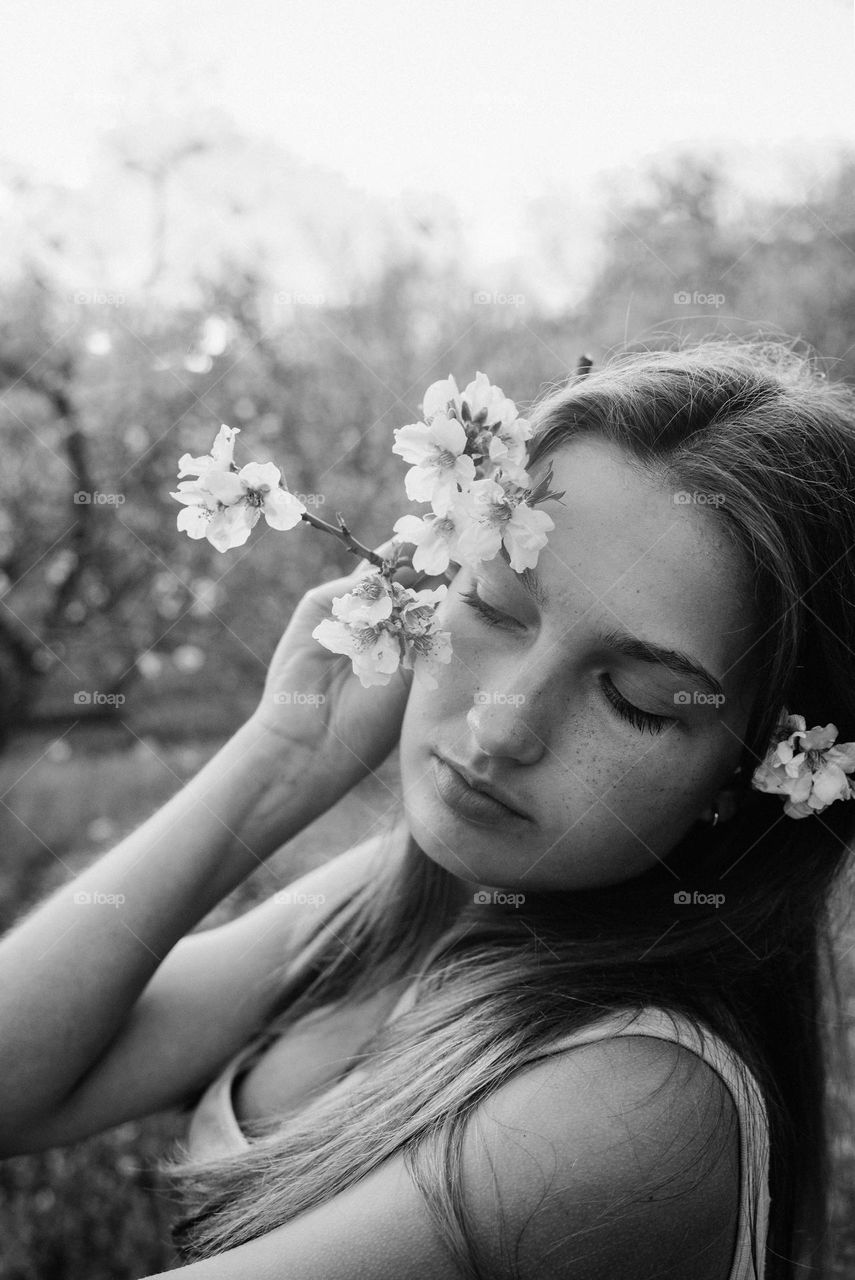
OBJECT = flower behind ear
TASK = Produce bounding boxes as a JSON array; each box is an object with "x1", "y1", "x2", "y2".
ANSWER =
[{"x1": 751, "y1": 712, "x2": 855, "y2": 818}]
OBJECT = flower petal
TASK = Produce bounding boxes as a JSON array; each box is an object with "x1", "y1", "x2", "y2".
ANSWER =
[
  {"x1": 177, "y1": 451, "x2": 215, "y2": 479},
  {"x1": 827, "y1": 743, "x2": 855, "y2": 772},
  {"x1": 206, "y1": 471, "x2": 247, "y2": 505},
  {"x1": 351, "y1": 632, "x2": 402, "y2": 687},
  {"x1": 238, "y1": 460, "x2": 283, "y2": 491},
  {"x1": 209, "y1": 424, "x2": 240, "y2": 466},
  {"x1": 422, "y1": 376, "x2": 461, "y2": 422},
  {"x1": 393, "y1": 423, "x2": 433, "y2": 466},
  {"x1": 331, "y1": 576, "x2": 394, "y2": 625},
  {"x1": 312, "y1": 618, "x2": 359, "y2": 656},
  {"x1": 809, "y1": 762, "x2": 850, "y2": 805},
  {"x1": 404, "y1": 464, "x2": 444, "y2": 507},
  {"x1": 799, "y1": 723, "x2": 838, "y2": 752},
  {"x1": 176, "y1": 506, "x2": 211, "y2": 539},
  {"x1": 503, "y1": 503, "x2": 556, "y2": 572},
  {"x1": 427, "y1": 413, "x2": 468, "y2": 456},
  {"x1": 263, "y1": 487, "x2": 307, "y2": 531},
  {"x1": 171, "y1": 483, "x2": 212, "y2": 506},
  {"x1": 206, "y1": 504, "x2": 256, "y2": 551}
]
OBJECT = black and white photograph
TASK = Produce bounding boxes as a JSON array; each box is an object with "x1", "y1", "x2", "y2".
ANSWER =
[{"x1": 0, "y1": 1, "x2": 854, "y2": 1276}]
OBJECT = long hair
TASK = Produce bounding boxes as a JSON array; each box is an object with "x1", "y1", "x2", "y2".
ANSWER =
[{"x1": 160, "y1": 337, "x2": 855, "y2": 1280}]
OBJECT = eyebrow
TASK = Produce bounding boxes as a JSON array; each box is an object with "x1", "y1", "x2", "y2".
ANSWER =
[{"x1": 506, "y1": 555, "x2": 725, "y2": 701}]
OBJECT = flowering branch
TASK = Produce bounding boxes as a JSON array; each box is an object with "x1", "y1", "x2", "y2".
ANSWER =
[
  {"x1": 170, "y1": 372, "x2": 564, "y2": 688},
  {"x1": 297, "y1": 508, "x2": 388, "y2": 570}
]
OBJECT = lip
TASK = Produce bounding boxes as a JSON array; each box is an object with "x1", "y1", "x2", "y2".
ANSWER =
[{"x1": 432, "y1": 755, "x2": 530, "y2": 826}]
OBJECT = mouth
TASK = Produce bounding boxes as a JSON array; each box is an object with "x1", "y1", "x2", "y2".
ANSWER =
[{"x1": 432, "y1": 755, "x2": 531, "y2": 827}]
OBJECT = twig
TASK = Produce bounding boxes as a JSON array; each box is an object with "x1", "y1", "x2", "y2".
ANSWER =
[{"x1": 297, "y1": 510, "x2": 388, "y2": 571}]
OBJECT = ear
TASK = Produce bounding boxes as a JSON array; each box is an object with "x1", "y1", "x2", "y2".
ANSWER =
[{"x1": 703, "y1": 784, "x2": 745, "y2": 825}]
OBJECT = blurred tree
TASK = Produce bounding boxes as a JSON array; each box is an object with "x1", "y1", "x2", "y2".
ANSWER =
[
  {"x1": 1, "y1": 142, "x2": 854, "y2": 743},
  {"x1": 576, "y1": 148, "x2": 855, "y2": 373}
]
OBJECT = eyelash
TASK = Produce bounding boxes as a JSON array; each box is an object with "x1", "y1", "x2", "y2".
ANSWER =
[
  {"x1": 459, "y1": 585, "x2": 672, "y2": 736},
  {"x1": 458, "y1": 586, "x2": 519, "y2": 632}
]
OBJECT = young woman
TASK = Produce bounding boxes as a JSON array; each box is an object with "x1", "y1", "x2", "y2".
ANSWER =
[{"x1": 0, "y1": 339, "x2": 852, "y2": 1280}]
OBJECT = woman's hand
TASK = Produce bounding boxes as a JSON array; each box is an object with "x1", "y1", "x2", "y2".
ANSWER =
[{"x1": 249, "y1": 538, "x2": 454, "y2": 808}]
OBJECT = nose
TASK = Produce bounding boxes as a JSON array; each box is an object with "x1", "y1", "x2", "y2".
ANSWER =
[{"x1": 465, "y1": 695, "x2": 545, "y2": 765}]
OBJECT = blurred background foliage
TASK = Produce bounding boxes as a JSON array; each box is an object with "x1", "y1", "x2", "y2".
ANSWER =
[
  {"x1": 1, "y1": 114, "x2": 854, "y2": 1276},
  {"x1": 1, "y1": 121, "x2": 854, "y2": 747}
]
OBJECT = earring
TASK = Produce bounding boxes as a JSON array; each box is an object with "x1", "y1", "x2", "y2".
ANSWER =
[{"x1": 702, "y1": 806, "x2": 720, "y2": 828}]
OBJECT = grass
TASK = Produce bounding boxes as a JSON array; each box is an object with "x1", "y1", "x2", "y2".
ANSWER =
[{"x1": 0, "y1": 726, "x2": 853, "y2": 1277}]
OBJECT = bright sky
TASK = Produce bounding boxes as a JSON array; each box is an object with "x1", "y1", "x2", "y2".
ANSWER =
[{"x1": 1, "y1": 0, "x2": 853, "y2": 265}]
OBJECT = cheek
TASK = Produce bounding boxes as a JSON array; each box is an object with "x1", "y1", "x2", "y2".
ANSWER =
[
  {"x1": 544, "y1": 736, "x2": 705, "y2": 847},
  {"x1": 606, "y1": 764, "x2": 710, "y2": 851},
  {"x1": 526, "y1": 774, "x2": 702, "y2": 889},
  {"x1": 399, "y1": 674, "x2": 453, "y2": 764}
]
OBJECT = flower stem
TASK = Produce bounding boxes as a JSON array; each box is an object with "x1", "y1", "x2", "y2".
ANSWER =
[{"x1": 299, "y1": 510, "x2": 387, "y2": 569}]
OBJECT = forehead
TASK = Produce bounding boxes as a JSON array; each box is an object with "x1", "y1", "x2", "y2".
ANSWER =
[{"x1": 514, "y1": 438, "x2": 760, "y2": 679}]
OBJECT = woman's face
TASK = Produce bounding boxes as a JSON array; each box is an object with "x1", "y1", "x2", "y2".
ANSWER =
[{"x1": 398, "y1": 437, "x2": 762, "y2": 892}]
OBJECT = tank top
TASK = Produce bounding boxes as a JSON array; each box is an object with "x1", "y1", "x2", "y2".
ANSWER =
[{"x1": 185, "y1": 984, "x2": 770, "y2": 1280}]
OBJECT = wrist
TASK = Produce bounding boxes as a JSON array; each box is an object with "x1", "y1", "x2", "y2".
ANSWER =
[
  {"x1": 189, "y1": 717, "x2": 323, "y2": 863},
  {"x1": 226, "y1": 715, "x2": 336, "y2": 845}
]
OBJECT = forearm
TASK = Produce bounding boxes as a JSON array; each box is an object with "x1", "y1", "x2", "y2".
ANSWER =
[{"x1": 0, "y1": 715, "x2": 325, "y2": 1121}]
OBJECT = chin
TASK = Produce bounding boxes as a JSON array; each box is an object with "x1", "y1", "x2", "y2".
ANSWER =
[
  {"x1": 403, "y1": 805, "x2": 476, "y2": 879},
  {"x1": 404, "y1": 809, "x2": 531, "y2": 896}
]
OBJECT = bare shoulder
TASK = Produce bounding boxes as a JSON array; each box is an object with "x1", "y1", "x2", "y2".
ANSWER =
[
  {"x1": 138, "y1": 1032, "x2": 742, "y2": 1280},
  {"x1": 459, "y1": 1033, "x2": 741, "y2": 1280}
]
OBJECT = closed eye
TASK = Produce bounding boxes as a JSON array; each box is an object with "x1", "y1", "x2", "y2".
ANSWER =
[
  {"x1": 460, "y1": 584, "x2": 674, "y2": 735},
  {"x1": 599, "y1": 673, "x2": 673, "y2": 735},
  {"x1": 458, "y1": 585, "x2": 522, "y2": 631}
]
